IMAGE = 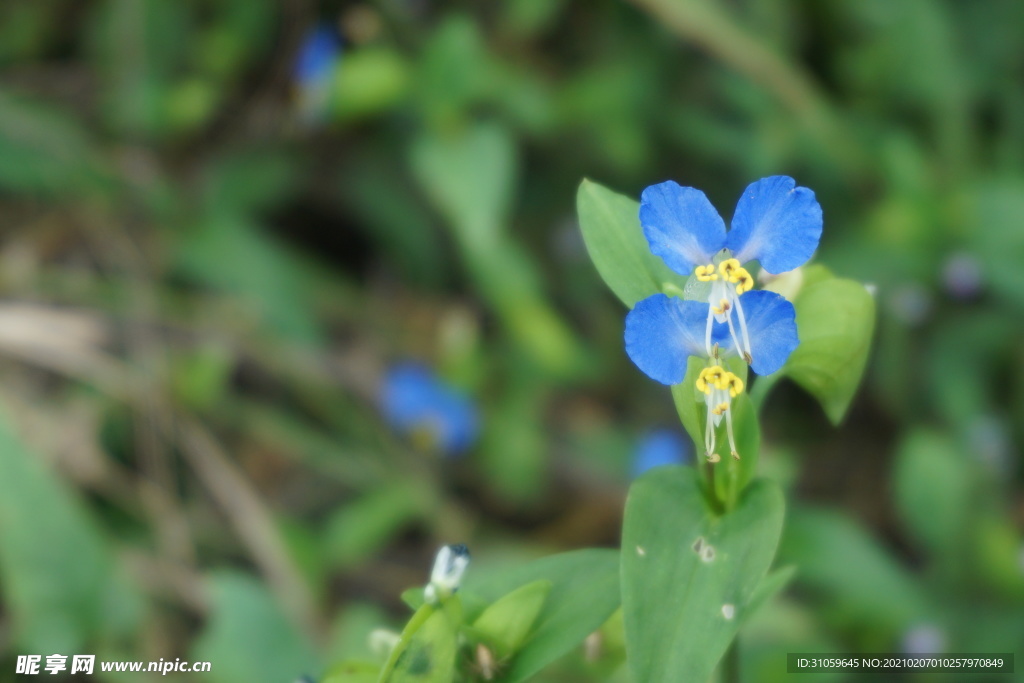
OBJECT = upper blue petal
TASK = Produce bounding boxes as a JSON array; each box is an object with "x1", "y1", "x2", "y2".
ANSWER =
[
  {"x1": 640, "y1": 181, "x2": 728, "y2": 276},
  {"x1": 625, "y1": 294, "x2": 729, "y2": 385},
  {"x1": 632, "y1": 429, "x2": 691, "y2": 477},
  {"x1": 725, "y1": 176, "x2": 822, "y2": 274},
  {"x1": 736, "y1": 290, "x2": 799, "y2": 376}
]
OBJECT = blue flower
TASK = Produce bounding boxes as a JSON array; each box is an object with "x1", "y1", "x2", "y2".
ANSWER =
[
  {"x1": 624, "y1": 177, "x2": 817, "y2": 460},
  {"x1": 294, "y1": 25, "x2": 342, "y2": 86},
  {"x1": 293, "y1": 25, "x2": 342, "y2": 125},
  {"x1": 629, "y1": 177, "x2": 816, "y2": 379},
  {"x1": 632, "y1": 429, "x2": 691, "y2": 477},
  {"x1": 640, "y1": 176, "x2": 822, "y2": 277},
  {"x1": 381, "y1": 363, "x2": 479, "y2": 455}
]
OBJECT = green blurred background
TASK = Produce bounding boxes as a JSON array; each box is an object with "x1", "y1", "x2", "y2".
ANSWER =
[{"x1": 0, "y1": 0, "x2": 1021, "y2": 681}]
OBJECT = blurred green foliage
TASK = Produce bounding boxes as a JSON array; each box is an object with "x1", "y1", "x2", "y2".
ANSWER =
[{"x1": 0, "y1": 0, "x2": 1021, "y2": 681}]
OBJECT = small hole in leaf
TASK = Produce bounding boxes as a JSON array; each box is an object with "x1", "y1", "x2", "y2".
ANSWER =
[
  {"x1": 701, "y1": 545, "x2": 716, "y2": 562},
  {"x1": 692, "y1": 537, "x2": 704, "y2": 554}
]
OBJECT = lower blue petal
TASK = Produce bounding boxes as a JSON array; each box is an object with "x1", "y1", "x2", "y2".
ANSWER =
[
  {"x1": 736, "y1": 290, "x2": 799, "y2": 376},
  {"x1": 625, "y1": 294, "x2": 720, "y2": 385},
  {"x1": 726, "y1": 176, "x2": 822, "y2": 274}
]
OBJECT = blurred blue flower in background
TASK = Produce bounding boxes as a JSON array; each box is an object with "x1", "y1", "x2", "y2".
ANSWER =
[
  {"x1": 293, "y1": 24, "x2": 342, "y2": 124},
  {"x1": 381, "y1": 363, "x2": 479, "y2": 455},
  {"x1": 294, "y1": 24, "x2": 342, "y2": 85},
  {"x1": 631, "y1": 429, "x2": 691, "y2": 478},
  {"x1": 901, "y1": 623, "x2": 946, "y2": 655}
]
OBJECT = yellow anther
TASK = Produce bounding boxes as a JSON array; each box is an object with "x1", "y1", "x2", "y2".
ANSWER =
[
  {"x1": 711, "y1": 401, "x2": 729, "y2": 416},
  {"x1": 707, "y1": 452, "x2": 721, "y2": 463},
  {"x1": 695, "y1": 264, "x2": 719, "y2": 282},
  {"x1": 695, "y1": 365, "x2": 725, "y2": 394},
  {"x1": 718, "y1": 258, "x2": 742, "y2": 280},
  {"x1": 719, "y1": 258, "x2": 753, "y2": 292},
  {"x1": 710, "y1": 298, "x2": 731, "y2": 315},
  {"x1": 721, "y1": 372, "x2": 744, "y2": 397},
  {"x1": 734, "y1": 269, "x2": 754, "y2": 294}
]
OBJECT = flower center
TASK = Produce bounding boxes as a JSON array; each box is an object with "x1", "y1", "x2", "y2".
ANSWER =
[
  {"x1": 718, "y1": 258, "x2": 753, "y2": 294},
  {"x1": 701, "y1": 257, "x2": 755, "y2": 365}
]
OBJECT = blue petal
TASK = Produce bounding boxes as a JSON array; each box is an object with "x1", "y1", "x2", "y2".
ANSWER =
[
  {"x1": 736, "y1": 290, "x2": 799, "y2": 376},
  {"x1": 726, "y1": 176, "x2": 822, "y2": 274},
  {"x1": 294, "y1": 25, "x2": 342, "y2": 85},
  {"x1": 632, "y1": 429, "x2": 691, "y2": 477},
  {"x1": 381, "y1": 363, "x2": 434, "y2": 428},
  {"x1": 640, "y1": 181, "x2": 728, "y2": 276},
  {"x1": 625, "y1": 294, "x2": 728, "y2": 385},
  {"x1": 432, "y1": 389, "x2": 479, "y2": 455},
  {"x1": 381, "y1": 363, "x2": 479, "y2": 455}
]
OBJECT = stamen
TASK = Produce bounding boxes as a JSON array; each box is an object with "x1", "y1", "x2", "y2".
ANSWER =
[
  {"x1": 725, "y1": 407, "x2": 740, "y2": 460},
  {"x1": 722, "y1": 372, "x2": 744, "y2": 397},
  {"x1": 695, "y1": 264, "x2": 719, "y2": 282},
  {"x1": 703, "y1": 400, "x2": 715, "y2": 455},
  {"x1": 733, "y1": 294, "x2": 754, "y2": 365},
  {"x1": 704, "y1": 308, "x2": 714, "y2": 358},
  {"x1": 718, "y1": 258, "x2": 742, "y2": 281},
  {"x1": 696, "y1": 366, "x2": 726, "y2": 394},
  {"x1": 710, "y1": 298, "x2": 731, "y2": 316},
  {"x1": 724, "y1": 306, "x2": 745, "y2": 357},
  {"x1": 734, "y1": 270, "x2": 754, "y2": 294}
]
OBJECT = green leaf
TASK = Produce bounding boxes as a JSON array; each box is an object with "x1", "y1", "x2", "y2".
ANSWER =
[
  {"x1": 202, "y1": 146, "x2": 298, "y2": 216},
  {"x1": 400, "y1": 587, "x2": 425, "y2": 611},
  {"x1": 893, "y1": 429, "x2": 973, "y2": 558},
  {"x1": 471, "y1": 580, "x2": 552, "y2": 658},
  {"x1": 88, "y1": 0, "x2": 188, "y2": 137},
  {"x1": 621, "y1": 467, "x2": 784, "y2": 683},
  {"x1": 191, "y1": 572, "x2": 317, "y2": 683},
  {"x1": 0, "y1": 414, "x2": 116, "y2": 653},
  {"x1": 783, "y1": 277, "x2": 875, "y2": 424},
  {"x1": 0, "y1": 90, "x2": 109, "y2": 196},
  {"x1": 462, "y1": 549, "x2": 619, "y2": 683},
  {"x1": 411, "y1": 123, "x2": 515, "y2": 252},
  {"x1": 325, "y1": 481, "x2": 427, "y2": 570},
  {"x1": 333, "y1": 47, "x2": 410, "y2": 121},
  {"x1": 576, "y1": 179, "x2": 689, "y2": 307},
  {"x1": 175, "y1": 216, "x2": 322, "y2": 346},
  {"x1": 778, "y1": 507, "x2": 927, "y2": 634},
  {"x1": 743, "y1": 565, "x2": 796, "y2": 625},
  {"x1": 671, "y1": 357, "x2": 707, "y2": 447},
  {"x1": 323, "y1": 660, "x2": 380, "y2": 683},
  {"x1": 382, "y1": 601, "x2": 462, "y2": 683}
]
